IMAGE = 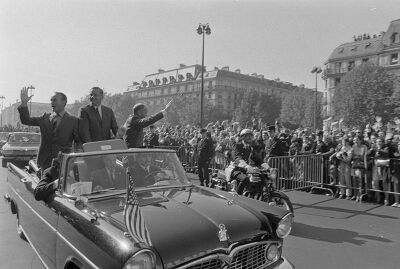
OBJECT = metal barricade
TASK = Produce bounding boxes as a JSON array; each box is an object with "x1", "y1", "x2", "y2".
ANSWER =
[
  {"x1": 268, "y1": 154, "x2": 332, "y2": 193},
  {"x1": 154, "y1": 146, "x2": 197, "y2": 172}
]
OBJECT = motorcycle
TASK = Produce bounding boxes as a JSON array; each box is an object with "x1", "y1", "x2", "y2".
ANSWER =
[{"x1": 210, "y1": 161, "x2": 294, "y2": 213}]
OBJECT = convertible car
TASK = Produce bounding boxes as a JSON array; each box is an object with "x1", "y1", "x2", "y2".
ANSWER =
[
  {"x1": 4, "y1": 140, "x2": 294, "y2": 269},
  {"x1": 1, "y1": 131, "x2": 40, "y2": 167}
]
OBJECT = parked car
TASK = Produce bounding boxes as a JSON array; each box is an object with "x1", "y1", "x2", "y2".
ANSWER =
[
  {"x1": 4, "y1": 140, "x2": 294, "y2": 269},
  {"x1": 1, "y1": 132, "x2": 40, "y2": 167},
  {"x1": 0, "y1": 131, "x2": 9, "y2": 154}
]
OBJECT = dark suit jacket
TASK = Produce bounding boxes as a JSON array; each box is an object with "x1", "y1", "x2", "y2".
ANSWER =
[
  {"x1": 78, "y1": 104, "x2": 118, "y2": 143},
  {"x1": 34, "y1": 165, "x2": 58, "y2": 202},
  {"x1": 18, "y1": 105, "x2": 80, "y2": 169},
  {"x1": 129, "y1": 162, "x2": 161, "y2": 187},
  {"x1": 124, "y1": 113, "x2": 163, "y2": 148},
  {"x1": 198, "y1": 137, "x2": 215, "y2": 162},
  {"x1": 232, "y1": 142, "x2": 252, "y2": 162}
]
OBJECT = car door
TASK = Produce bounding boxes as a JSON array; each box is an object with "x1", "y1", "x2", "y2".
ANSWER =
[{"x1": 10, "y1": 165, "x2": 58, "y2": 269}]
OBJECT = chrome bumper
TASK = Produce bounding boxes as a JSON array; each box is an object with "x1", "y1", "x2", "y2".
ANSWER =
[{"x1": 274, "y1": 257, "x2": 295, "y2": 269}]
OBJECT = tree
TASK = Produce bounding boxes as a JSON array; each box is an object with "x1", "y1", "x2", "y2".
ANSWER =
[{"x1": 332, "y1": 62, "x2": 397, "y2": 128}]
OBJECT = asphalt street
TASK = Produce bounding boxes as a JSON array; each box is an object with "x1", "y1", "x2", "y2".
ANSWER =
[{"x1": 0, "y1": 159, "x2": 399, "y2": 269}]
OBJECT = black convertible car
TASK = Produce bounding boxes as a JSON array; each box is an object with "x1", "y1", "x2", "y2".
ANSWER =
[{"x1": 4, "y1": 141, "x2": 294, "y2": 269}]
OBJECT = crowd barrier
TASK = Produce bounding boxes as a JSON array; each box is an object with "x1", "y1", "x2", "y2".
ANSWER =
[{"x1": 154, "y1": 145, "x2": 400, "y2": 204}]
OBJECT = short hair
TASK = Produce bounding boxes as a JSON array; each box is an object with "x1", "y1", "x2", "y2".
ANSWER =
[
  {"x1": 133, "y1": 103, "x2": 146, "y2": 115},
  {"x1": 90, "y1": 87, "x2": 104, "y2": 96},
  {"x1": 54, "y1": 92, "x2": 67, "y2": 104}
]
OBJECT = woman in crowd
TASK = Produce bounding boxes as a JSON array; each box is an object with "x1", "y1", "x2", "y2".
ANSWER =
[
  {"x1": 372, "y1": 138, "x2": 391, "y2": 205},
  {"x1": 351, "y1": 135, "x2": 368, "y2": 202},
  {"x1": 336, "y1": 137, "x2": 353, "y2": 199}
]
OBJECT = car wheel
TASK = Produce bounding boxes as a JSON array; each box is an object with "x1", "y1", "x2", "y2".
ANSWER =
[
  {"x1": 2, "y1": 159, "x2": 7, "y2": 168},
  {"x1": 17, "y1": 218, "x2": 28, "y2": 242}
]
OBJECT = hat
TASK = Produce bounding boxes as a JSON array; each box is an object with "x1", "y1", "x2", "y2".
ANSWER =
[{"x1": 267, "y1": 125, "x2": 276, "y2": 131}]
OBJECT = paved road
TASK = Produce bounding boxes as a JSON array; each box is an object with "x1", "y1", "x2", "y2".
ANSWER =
[{"x1": 1, "y1": 160, "x2": 399, "y2": 269}]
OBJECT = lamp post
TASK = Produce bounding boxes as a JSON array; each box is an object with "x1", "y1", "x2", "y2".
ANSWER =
[
  {"x1": 311, "y1": 67, "x2": 322, "y2": 131},
  {"x1": 196, "y1": 23, "x2": 211, "y2": 128},
  {"x1": 0, "y1": 95, "x2": 5, "y2": 128}
]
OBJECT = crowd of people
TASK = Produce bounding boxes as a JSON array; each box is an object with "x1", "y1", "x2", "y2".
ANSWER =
[
  {"x1": 143, "y1": 119, "x2": 400, "y2": 207},
  {"x1": 10, "y1": 85, "x2": 400, "y2": 207}
]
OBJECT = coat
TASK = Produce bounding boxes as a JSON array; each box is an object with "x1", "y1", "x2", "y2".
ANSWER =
[
  {"x1": 78, "y1": 104, "x2": 118, "y2": 143},
  {"x1": 198, "y1": 137, "x2": 215, "y2": 163},
  {"x1": 18, "y1": 105, "x2": 80, "y2": 169},
  {"x1": 124, "y1": 113, "x2": 163, "y2": 148}
]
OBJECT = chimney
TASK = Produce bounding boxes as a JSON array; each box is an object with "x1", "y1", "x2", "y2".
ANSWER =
[
  {"x1": 251, "y1": 73, "x2": 257, "y2": 77},
  {"x1": 235, "y1": 69, "x2": 241, "y2": 73},
  {"x1": 179, "y1": 64, "x2": 186, "y2": 68},
  {"x1": 257, "y1": 74, "x2": 264, "y2": 79},
  {"x1": 221, "y1": 66, "x2": 229, "y2": 71},
  {"x1": 158, "y1": 69, "x2": 165, "y2": 73}
]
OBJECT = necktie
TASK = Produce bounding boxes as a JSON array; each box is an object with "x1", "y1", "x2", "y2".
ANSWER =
[
  {"x1": 52, "y1": 114, "x2": 59, "y2": 131},
  {"x1": 95, "y1": 106, "x2": 101, "y2": 119}
]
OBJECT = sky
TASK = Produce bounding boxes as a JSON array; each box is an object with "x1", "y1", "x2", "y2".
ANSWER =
[{"x1": 1, "y1": 0, "x2": 399, "y2": 107}]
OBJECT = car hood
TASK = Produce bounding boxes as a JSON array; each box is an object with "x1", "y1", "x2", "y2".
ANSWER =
[{"x1": 88, "y1": 186, "x2": 287, "y2": 266}]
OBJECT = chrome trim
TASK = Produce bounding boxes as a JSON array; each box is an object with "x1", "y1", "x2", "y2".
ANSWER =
[
  {"x1": 7, "y1": 181, "x2": 100, "y2": 269},
  {"x1": 176, "y1": 241, "x2": 282, "y2": 269}
]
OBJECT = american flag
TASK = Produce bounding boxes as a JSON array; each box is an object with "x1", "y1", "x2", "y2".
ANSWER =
[{"x1": 124, "y1": 172, "x2": 152, "y2": 246}]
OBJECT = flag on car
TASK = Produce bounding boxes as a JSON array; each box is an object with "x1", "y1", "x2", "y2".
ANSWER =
[{"x1": 124, "y1": 172, "x2": 152, "y2": 246}]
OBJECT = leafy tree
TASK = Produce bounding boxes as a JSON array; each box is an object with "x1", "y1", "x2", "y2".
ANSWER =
[{"x1": 332, "y1": 63, "x2": 397, "y2": 128}]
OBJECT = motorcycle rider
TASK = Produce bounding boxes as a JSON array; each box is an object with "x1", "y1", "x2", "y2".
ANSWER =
[{"x1": 230, "y1": 129, "x2": 264, "y2": 194}]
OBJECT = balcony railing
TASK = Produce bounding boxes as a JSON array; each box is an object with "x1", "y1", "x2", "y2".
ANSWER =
[{"x1": 324, "y1": 67, "x2": 348, "y2": 75}]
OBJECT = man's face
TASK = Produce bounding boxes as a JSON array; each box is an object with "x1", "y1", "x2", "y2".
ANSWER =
[
  {"x1": 138, "y1": 107, "x2": 148, "y2": 118},
  {"x1": 50, "y1": 94, "x2": 65, "y2": 113},
  {"x1": 243, "y1": 134, "x2": 253, "y2": 144},
  {"x1": 104, "y1": 155, "x2": 116, "y2": 169},
  {"x1": 90, "y1": 89, "x2": 103, "y2": 106},
  {"x1": 139, "y1": 155, "x2": 152, "y2": 167},
  {"x1": 267, "y1": 130, "x2": 275, "y2": 138}
]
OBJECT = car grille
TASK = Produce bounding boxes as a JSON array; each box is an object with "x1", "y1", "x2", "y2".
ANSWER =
[
  {"x1": 185, "y1": 259, "x2": 222, "y2": 269},
  {"x1": 229, "y1": 243, "x2": 267, "y2": 269},
  {"x1": 180, "y1": 242, "x2": 275, "y2": 269}
]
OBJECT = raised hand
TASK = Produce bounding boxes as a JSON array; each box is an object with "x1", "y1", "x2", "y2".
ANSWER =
[{"x1": 20, "y1": 86, "x2": 34, "y2": 106}]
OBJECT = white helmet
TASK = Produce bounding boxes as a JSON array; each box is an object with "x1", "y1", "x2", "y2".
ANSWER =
[{"x1": 240, "y1": 129, "x2": 253, "y2": 137}]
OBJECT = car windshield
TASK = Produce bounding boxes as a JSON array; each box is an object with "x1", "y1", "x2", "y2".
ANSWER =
[
  {"x1": 8, "y1": 133, "x2": 40, "y2": 144},
  {"x1": 63, "y1": 151, "x2": 191, "y2": 196}
]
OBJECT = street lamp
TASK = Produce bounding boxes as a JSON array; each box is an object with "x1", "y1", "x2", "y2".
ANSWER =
[
  {"x1": 196, "y1": 23, "x2": 211, "y2": 128},
  {"x1": 0, "y1": 95, "x2": 5, "y2": 128},
  {"x1": 311, "y1": 67, "x2": 322, "y2": 131}
]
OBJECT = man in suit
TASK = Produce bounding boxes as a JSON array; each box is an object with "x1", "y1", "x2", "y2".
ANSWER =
[
  {"x1": 197, "y1": 130, "x2": 215, "y2": 187},
  {"x1": 89, "y1": 155, "x2": 125, "y2": 191},
  {"x1": 79, "y1": 87, "x2": 119, "y2": 143},
  {"x1": 124, "y1": 101, "x2": 172, "y2": 148},
  {"x1": 34, "y1": 156, "x2": 60, "y2": 202},
  {"x1": 18, "y1": 87, "x2": 80, "y2": 170},
  {"x1": 127, "y1": 154, "x2": 161, "y2": 187}
]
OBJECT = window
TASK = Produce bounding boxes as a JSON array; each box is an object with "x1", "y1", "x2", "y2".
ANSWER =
[
  {"x1": 160, "y1": 88, "x2": 164, "y2": 95},
  {"x1": 348, "y1": 61, "x2": 355, "y2": 71},
  {"x1": 334, "y1": 62, "x2": 342, "y2": 73},
  {"x1": 334, "y1": 78, "x2": 341, "y2": 87},
  {"x1": 168, "y1": 88, "x2": 171, "y2": 94},
  {"x1": 208, "y1": 92, "x2": 212, "y2": 98},
  {"x1": 362, "y1": 58, "x2": 369, "y2": 63},
  {"x1": 208, "y1": 81, "x2": 212, "y2": 89},
  {"x1": 146, "y1": 91, "x2": 149, "y2": 97},
  {"x1": 390, "y1": 53, "x2": 398, "y2": 65},
  {"x1": 391, "y1": 33, "x2": 399, "y2": 44}
]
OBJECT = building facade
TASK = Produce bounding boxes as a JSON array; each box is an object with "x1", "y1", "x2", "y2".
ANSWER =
[
  {"x1": 125, "y1": 64, "x2": 312, "y2": 120},
  {"x1": 323, "y1": 19, "x2": 400, "y2": 129}
]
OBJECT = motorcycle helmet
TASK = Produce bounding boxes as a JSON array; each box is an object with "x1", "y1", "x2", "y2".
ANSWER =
[{"x1": 240, "y1": 129, "x2": 253, "y2": 137}]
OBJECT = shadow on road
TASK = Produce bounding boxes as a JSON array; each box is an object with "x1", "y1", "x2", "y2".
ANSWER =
[
  {"x1": 291, "y1": 222, "x2": 392, "y2": 245},
  {"x1": 292, "y1": 201, "x2": 398, "y2": 220}
]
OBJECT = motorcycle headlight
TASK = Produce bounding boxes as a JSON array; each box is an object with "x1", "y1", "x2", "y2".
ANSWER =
[
  {"x1": 276, "y1": 213, "x2": 293, "y2": 238},
  {"x1": 122, "y1": 249, "x2": 156, "y2": 269}
]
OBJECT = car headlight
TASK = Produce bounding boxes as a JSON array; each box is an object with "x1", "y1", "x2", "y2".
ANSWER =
[
  {"x1": 123, "y1": 249, "x2": 156, "y2": 269},
  {"x1": 265, "y1": 243, "x2": 281, "y2": 262},
  {"x1": 276, "y1": 213, "x2": 293, "y2": 238}
]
